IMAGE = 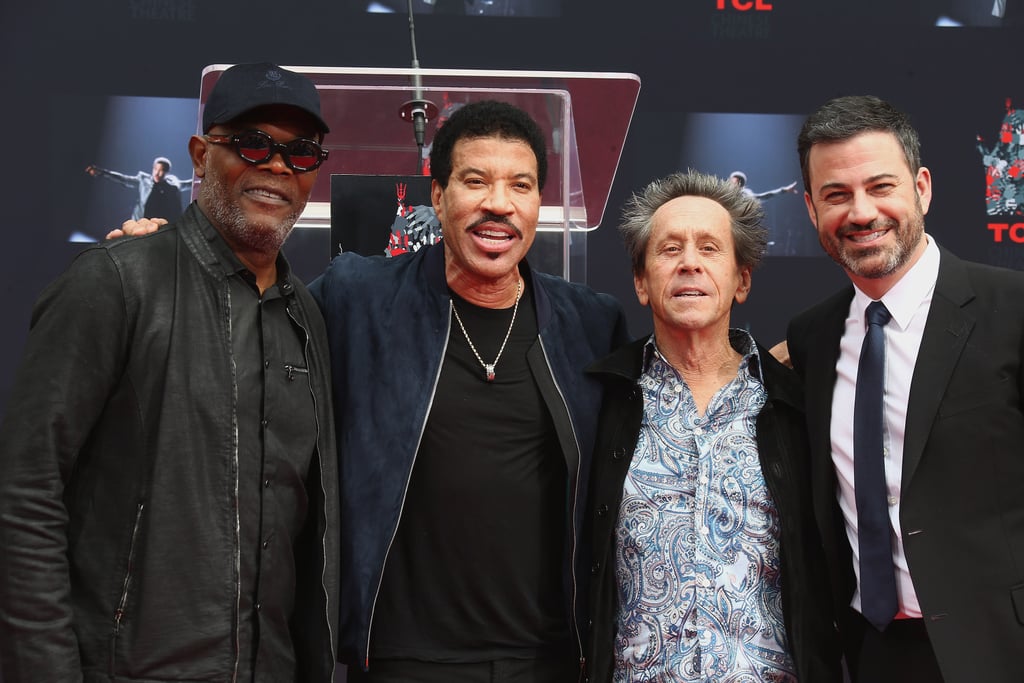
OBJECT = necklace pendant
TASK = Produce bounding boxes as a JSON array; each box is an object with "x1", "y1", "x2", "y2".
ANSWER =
[{"x1": 484, "y1": 364, "x2": 496, "y2": 382}]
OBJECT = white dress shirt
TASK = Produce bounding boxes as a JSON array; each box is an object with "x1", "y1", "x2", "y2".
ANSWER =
[{"x1": 830, "y1": 235, "x2": 940, "y2": 618}]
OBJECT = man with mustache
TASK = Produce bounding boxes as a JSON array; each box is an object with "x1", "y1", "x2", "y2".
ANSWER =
[
  {"x1": 310, "y1": 99, "x2": 628, "y2": 681},
  {"x1": 0, "y1": 63, "x2": 338, "y2": 682},
  {"x1": 787, "y1": 94, "x2": 1024, "y2": 682}
]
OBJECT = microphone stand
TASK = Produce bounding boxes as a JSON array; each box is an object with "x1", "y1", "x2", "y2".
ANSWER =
[{"x1": 398, "y1": 0, "x2": 438, "y2": 172}]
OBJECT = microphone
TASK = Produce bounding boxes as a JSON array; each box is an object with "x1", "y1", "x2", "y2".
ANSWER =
[{"x1": 398, "y1": 0, "x2": 438, "y2": 160}]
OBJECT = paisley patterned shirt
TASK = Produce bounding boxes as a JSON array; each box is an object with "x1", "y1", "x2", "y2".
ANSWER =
[{"x1": 612, "y1": 331, "x2": 795, "y2": 683}]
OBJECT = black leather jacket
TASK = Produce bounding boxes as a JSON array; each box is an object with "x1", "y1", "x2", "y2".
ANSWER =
[
  {"x1": 0, "y1": 204, "x2": 339, "y2": 682},
  {"x1": 584, "y1": 336, "x2": 840, "y2": 682}
]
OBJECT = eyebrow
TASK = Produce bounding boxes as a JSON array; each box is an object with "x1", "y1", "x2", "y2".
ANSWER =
[
  {"x1": 457, "y1": 166, "x2": 538, "y2": 183},
  {"x1": 818, "y1": 172, "x2": 900, "y2": 193}
]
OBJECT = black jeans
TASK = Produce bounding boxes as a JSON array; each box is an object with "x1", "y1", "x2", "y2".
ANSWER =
[
  {"x1": 346, "y1": 655, "x2": 580, "y2": 683},
  {"x1": 844, "y1": 608, "x2": 944, "y2": 683}
]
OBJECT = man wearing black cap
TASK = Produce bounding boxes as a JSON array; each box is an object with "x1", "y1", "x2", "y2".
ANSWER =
[{"x1": 0, "y1": 63, "x2": 338, "y2": 682}]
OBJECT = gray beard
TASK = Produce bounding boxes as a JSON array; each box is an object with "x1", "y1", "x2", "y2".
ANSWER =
[{"x1": 198, "y1": 173, "x2": 301, "y2": 256}]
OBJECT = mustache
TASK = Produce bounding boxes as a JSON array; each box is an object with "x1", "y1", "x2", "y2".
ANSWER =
[{"x1": 467, "y1": 213, "x2": 522, "y2": 238}]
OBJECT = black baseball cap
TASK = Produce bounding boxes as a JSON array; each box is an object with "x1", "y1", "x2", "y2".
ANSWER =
[{"x1": 201, "y1": 62, "x2": 330, "y2": 134}]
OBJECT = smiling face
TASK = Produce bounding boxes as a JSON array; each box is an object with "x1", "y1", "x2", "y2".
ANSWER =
[
  {"x1": 804, "y1": 130, "x2": 931, "y2": 298},
  {"x1": 433, "y1": 135, "x2": 540, "y2": 296},
  {"x1": 635, "y1": 195, "x2": 751, "y2": 343},
  {"x1": 190, "y1": 107, "x2": 320, "y2": 257}
]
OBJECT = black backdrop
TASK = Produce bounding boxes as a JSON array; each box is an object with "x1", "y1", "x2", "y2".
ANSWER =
[
  {"x1": 4, "y1": 0, "x2": 1024, "y2": 418},
  {"x1": 2, "y1": 0, "x2": 1024, "y2": 677}
]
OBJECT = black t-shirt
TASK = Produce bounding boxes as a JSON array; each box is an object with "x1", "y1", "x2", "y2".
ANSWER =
[
  {"x1": 143, "y1": 180, "x2": 183, "y2": 221},
  {"x1": 370, "y1": 283, "x2": 571, "y2": 661}
]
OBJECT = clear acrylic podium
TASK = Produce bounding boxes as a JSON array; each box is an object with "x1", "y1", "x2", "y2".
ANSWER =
[{"x1": 197, "y1": 66, "x2": 640, "y2": 283}]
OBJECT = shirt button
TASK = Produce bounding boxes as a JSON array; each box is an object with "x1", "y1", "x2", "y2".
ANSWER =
[
  {"x1": 262, "y1": 539, "x2": 270, "y2": 549},
  {"x1": 264, "y1": 360, "x2": 270, "y2": 369},
  {"x1": 887, "y1": 495, "x2": 898, "y2": 506},
  {"x1": 694, "y1": 427, "x2": 703, "y2": 435},
  {"x1": 264, "y1": 479, "x2": 271, "y2": 489},
  {"x1": 673, "y1": 385, "x2": 683, "y2": 393},
  {"x1": 597, "y1": 504, "x2": 609, "y2": 517}
]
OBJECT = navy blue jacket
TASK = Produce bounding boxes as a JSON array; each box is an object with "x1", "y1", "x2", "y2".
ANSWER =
[{"x1": 309, "y1": 243, "x2": 629, "y2": 670}]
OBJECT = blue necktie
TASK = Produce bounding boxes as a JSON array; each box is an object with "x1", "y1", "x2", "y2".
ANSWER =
[{"x1": 854, "y1": 300, "x2": 898, "y2": 631}]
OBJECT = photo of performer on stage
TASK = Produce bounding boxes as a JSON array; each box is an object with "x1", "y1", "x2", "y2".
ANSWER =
[{"x1": 85, "y1": 156, "x2": 193, "y2": 223}]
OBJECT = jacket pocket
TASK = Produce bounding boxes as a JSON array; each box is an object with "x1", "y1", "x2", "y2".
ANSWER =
[
  {"x1": 937, "y1": 375, "x2": 1011, "y2": 417},
  {"x1": 110, "y1": 502, "x2": 145, "y2": 672},
  {"x1": 1013, "y1": 583, "x2": 1024, "y2": 626}
]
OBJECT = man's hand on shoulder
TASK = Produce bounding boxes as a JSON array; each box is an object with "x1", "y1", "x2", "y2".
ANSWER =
[
  {"x1": 768, "y1": 340, "x2": 792, "y2": 369},
  {"x1": 105, "y1": 217, "x2": 168, "y2": 240}
]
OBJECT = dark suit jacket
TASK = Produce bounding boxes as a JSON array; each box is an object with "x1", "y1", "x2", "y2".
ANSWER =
[{"x1": 787, "y1": 246, "x2": 1024, "y2": 683}]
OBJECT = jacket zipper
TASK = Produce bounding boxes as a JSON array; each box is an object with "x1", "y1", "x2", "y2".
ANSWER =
[
  {"x1": 287, "y1": 304, "x2": 337, "y2": 679},
  {"x1": 363, "y1": 303, "x2": 452, "y2": 669},
  {"x1": 283, "y1": 364, "x2": 309, "y2": 381},
  {"x1": 228, "y1": 288, "x2": 241, "y2": 683},
  {"x1": 537, "y1": 336, "x2": 587, "y2": 670},
  {"x1": 110, "y1": 502, "x2": 145, "y2": 672}
]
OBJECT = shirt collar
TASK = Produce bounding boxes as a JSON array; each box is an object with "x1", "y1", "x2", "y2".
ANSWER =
[
  {"x1": 852, "y1": 233, "x2": 939, "y2": 331},
  {"x1": 642, "y1": 328, "x2": 763, "y2": 382},
  {"x1": 196, "y1": 209, "x2": 294, "y2": 292}
]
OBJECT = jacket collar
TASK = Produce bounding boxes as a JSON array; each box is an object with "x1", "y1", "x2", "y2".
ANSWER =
[
  {"x1": 179, "y1": 202, "x2": 295, "y2": 294},
  {"x1": 421, "y1": 240, "x2": 551, "y2": 328},
  {"x1": 587, "y1": 334, "x2": 802, "y2": 410}
]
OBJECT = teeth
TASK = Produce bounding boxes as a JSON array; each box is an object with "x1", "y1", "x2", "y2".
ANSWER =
[
  {"x1": 849, "y1": 230, "x2": 885, "y2": 243},
  {"x1": 477, "y1": 230, "x2": 510, "y2": 239}
]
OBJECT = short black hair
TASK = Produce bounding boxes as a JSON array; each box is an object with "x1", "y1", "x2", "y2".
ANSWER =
[
  {"x1": 798, "y1": 95, "x2": 921, "y2": 192},
  {"x1": 429, "y1": 100, "x2": 548, "y2": 191}
]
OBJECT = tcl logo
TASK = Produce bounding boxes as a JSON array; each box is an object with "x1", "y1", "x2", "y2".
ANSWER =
[
  {"x1": 988, "y1": 223, "x2": 1024, "y2": 242},
  {"x1": 716, "y1": 0, "x2": 773, "y2": 9}
]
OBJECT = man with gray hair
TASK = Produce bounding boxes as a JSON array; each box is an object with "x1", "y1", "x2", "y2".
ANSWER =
[{"x1": 586, "y1": 170, "x2": 839, "y2": 682}]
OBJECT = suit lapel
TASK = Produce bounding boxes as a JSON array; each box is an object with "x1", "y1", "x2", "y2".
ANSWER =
[
  {"x1": 902, "y1": 248, "x2": 975, "y2": 488},
  {"x1": 803, "y1": 292, "x2": 851, "y2": 531}
]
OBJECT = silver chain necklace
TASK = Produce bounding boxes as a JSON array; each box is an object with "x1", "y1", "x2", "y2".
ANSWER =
[{"x1": 451, "y1": 279, "x2": 523, "y2": 382}]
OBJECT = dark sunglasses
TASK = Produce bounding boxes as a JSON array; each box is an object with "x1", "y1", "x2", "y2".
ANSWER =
[{"x1": 204, "y1": 129, "x2": 329, "y2": 172}]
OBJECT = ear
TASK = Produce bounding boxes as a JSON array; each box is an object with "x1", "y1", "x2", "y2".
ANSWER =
[
  {"x1": 633, "y1": 270, "x2": 650, "y2": 308},
  {"x1": 803, "y1": 191, "x2": 819, "y2": 230},
  {"x1": 188, "y1": 135, "x2": 208, "y2": 179},
  {"x1": 915, "y1": 166, "x2": 932, "y2": 215},
  {"x1": 734, "y1": 266, "x2": 752, "y2": 305},
  {"x1": 430, "y1": 179, "x2": 444, "y2": 214}
]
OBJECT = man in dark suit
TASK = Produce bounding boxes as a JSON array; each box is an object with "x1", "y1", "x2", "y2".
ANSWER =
[{"x1": 787, "y1": 94, "x2": 1024, "y2": 683}]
